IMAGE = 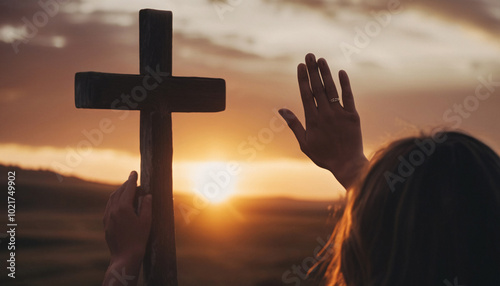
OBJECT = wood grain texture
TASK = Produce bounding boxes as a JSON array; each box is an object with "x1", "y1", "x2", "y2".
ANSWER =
[
  {"x1": 139, "y1": 9, "x2": 177, "y2": 286},
  {"x1": 75, "y1": 72, "x2": 225, "y2": 112},
  {"x1": 140, "y1": 110, "x2": 176, "y2": 286}
]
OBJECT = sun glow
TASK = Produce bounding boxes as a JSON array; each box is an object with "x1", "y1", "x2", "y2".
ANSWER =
[{"x1": 191, "y1": 161, "x2": 240, "y2": 204}]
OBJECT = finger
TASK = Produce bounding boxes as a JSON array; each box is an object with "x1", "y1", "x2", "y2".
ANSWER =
[
  {"x1": 139, "y1": 194, "x2": 153, "y2": 229},
  {"x1": 110, "y1": 180, "x2": 126, "y2": 201},
  {"x1": 339, "y1": 70, "x2": 356, "y2": 112},
  {"x1": 105, "y1": 180, "x2": 126, "y2": 220},
  {"x1": 279, "y1": 109, "x2": 306, "y2": 149},
  {"x1": 318, "y1": 58, "x2": 340, "y2": 107},
  {"x1": 120, "y1": 171, "x2": 138, "y2": 208},
  {"x1": 297, "y1": 63, "x2": 318, "y2": 119},
  {"x1": 305, "y1": 53, "x2": 328, "y2": 107}
]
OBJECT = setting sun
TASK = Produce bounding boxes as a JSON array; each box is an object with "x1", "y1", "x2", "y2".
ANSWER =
[{"x1": 191, "y1": 161, "x2": 240, "y2": 204}]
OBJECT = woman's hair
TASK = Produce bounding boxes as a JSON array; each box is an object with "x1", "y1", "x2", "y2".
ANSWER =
[{"x1": 324, "y1": 131, "x2": 500, "y2": 286}]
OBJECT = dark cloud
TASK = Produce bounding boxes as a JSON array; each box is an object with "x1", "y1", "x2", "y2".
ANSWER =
[
  {"x1": 0, "y1": 0, "x2": 53, "y2": 23},
  {"x1": 259, "y1": 0, "x2": 500, "y2": 39},
  {"x1": 411, "y1": 0, "x2": 500, "y2": 38}
]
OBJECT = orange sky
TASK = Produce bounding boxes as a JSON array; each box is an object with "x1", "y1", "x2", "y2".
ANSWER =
[{"x1": 0, "y1": 0, "x2": 499, "y2": 201}]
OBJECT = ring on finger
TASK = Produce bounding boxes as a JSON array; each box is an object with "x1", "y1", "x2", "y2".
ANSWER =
[{"x1": 329, "y1": 97, "x2": 340, "y2": 103}]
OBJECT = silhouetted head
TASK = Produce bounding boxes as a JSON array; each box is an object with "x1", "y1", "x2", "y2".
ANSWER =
[{"x1": 326, "y1": 131, "x2": 500, "y2": 286}]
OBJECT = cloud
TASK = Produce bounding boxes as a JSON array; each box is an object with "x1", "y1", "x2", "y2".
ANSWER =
[
  {"x1": 265, "y1": 0, "x2": 500, "y2": 40},
  {"x1": 174, "y1": 32, "x2": 264, "y2": 61},
  {"x1": 411, "y1": 0, "x2": 500, "y2": 39},
  {"x1": 0, "y1": 25, "x2": 27, "y2": 43}
]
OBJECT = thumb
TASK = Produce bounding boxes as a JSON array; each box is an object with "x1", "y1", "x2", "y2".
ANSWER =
[
  {"x1": 279, "y1": 108, "x2": 306, "y2": 148},
  {"x1": 139, "y1": 194, "x2": 153, "y2": 229}
]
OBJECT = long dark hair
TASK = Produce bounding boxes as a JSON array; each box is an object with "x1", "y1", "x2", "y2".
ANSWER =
[{"x1": 325, "y1": 131, "x2": 500, "y2": 285}]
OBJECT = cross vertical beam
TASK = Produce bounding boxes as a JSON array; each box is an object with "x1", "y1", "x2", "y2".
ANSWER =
[
  {"x1": 139, "y1": 10, "x2": 177, "y2": 286},
  {"x1": 75, "y1": 9, "x2": 225, "y2": 286}
]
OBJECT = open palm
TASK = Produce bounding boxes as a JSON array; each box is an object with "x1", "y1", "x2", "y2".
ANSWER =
[{"x1": 279, "y1": 54, "x2": 367, "y2": 189}]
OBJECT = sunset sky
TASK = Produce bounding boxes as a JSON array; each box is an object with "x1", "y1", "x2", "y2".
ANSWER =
[{"x1": 1, "y1": 0, "x2": 499, "y2": 201}]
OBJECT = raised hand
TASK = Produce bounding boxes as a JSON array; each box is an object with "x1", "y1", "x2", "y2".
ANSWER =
[
  {"x1": 279, "y1": 54, "x2": 368, "y2": 189},
  {"x1": 102, "y1": 171, "x2": 152, "y2": 286}
]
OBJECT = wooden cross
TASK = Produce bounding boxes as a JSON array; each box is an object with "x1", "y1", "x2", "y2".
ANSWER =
[{"x1": 74, "y1": 9, "x2": 225, "y2": 286}]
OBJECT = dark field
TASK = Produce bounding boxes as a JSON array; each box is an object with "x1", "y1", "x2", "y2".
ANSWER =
[{"x1": 0, "y1": 165, "x2": 344, "y2": 286}]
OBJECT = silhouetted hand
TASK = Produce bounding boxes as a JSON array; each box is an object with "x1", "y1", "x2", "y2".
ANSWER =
[
  {"x1": 279, "y1": 54, "x2": 368, "y2": 189},
  {"x1": 102, "y1": 171, "x2": 152, "y2": 286}
]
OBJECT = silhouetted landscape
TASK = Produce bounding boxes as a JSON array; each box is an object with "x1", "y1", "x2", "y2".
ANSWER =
[{"x1": 0, "y1": 165, "x2": 344, "y2": 286}]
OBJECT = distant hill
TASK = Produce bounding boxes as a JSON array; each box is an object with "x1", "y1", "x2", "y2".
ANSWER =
[
  {"x1": 0, "y1": 164, "x2": 117, "y2": 190},
  {"x1": 0, "y1": 164, "x2": 342, "y2": 214},
  {"x1": 0, "y1": 164, "x2": 116, "y2": 212}
]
